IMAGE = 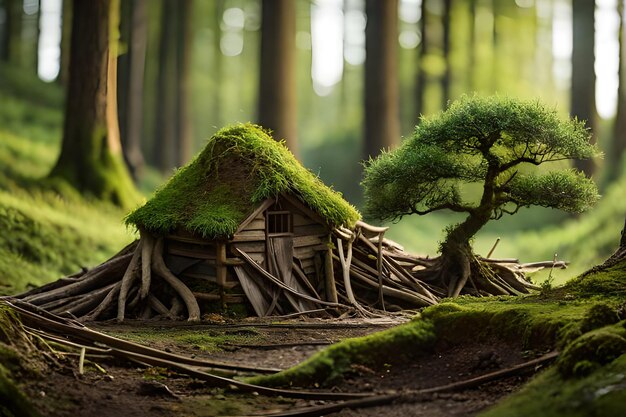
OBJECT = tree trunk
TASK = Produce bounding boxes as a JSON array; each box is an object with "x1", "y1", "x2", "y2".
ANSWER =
[
  {"x1": 175, "y1": 0, "x2": 193, "y2": 167},
  {"x1": 571, "y1": 0, "x2": 597, "y2": 177},
  {"x1": 212, "y1": 0, "x2": 224, "y2": 129},
  {"x1": 441, "y1": 0, "x2": 452, "y2": 108},
  {"x1": 621, "y1": 218, "x2": 626, "y2": 249},
  {"x1": 467, "y1": 0, "x2": 476, "y2": 91},
  {"x1": 258, "y1": 0, "x2": 298, "y2": 155},
  {"x1": 118, "y1": 0, "x2": 147, "y2": 181},
  {"x1": 610, "y1": 0, "x2": 626, "y2": 182},
  {"x1": 154, "y1": 0, "x2": 178, "y2": 173},
  {"x1": 364, "y1": 0, "x2": 400, "y2": 159},
  {"x1": 439, "y1": 210, "x2": 492, "y2": 296},
  {"x1": 57, "y1": 0, "x2": 72, "y2": 86},
  {"x1": 49, "y1": 0, "x2": 136, "y2": 208},
  {"x1": 3, "y1": 0, "x2": 22, "y2": 64},
  {"x1": 415, "y1": 0, "x2": 427, "y2": 118}
]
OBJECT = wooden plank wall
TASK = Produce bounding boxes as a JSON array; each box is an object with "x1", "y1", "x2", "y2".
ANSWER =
[
  {"x1": 230, "y1": 211, "x2": 266, "y2": 264},
  {"x1": 292, "y1": 212, "x2": 328, "y2": 280}
]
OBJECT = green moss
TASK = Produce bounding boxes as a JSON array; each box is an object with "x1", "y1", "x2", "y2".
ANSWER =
[
  {"x1": 107, "y1": 327, "x2": 263, "y2": 353},
  {"x1": 557, "y1": 325, "x2": 626, "y2": 378},
  {"x1": 126, "y1": 124, "x2": 361, "y2": 238},
  {"x1": 481, "y1": 354, "x2": 626, "y2": 417},
  {"x1": 565, "y1": 258, "x2": 626, "y2": 298},
  {"x1": 580, "y1": 304, "x2": 621, "y2": 333},
  {"x1": 247, "y1": 320, "x2": 436, "y2": 387}
]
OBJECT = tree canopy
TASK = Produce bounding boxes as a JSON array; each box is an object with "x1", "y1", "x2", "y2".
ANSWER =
[{"x1": 362, "y1": 95, "x2": 601, "y2": 225}]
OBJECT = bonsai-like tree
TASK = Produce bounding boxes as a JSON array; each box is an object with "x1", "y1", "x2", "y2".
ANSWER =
[{"x1": 362, "y1": 95, "x2": 601, "y2": 297}]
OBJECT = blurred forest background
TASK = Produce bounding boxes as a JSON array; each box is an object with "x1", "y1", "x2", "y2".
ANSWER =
[{"x1": 1, "y1": 0, "x2": 626, "y2": 291}]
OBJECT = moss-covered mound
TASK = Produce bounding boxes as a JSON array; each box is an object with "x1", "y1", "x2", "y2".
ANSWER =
[
  {"x1": 126, "y1": 124, "x2": 361, "y2": 238},
  {"x1": 249, "y1": 257, "x2": 626, "y2": 414}
]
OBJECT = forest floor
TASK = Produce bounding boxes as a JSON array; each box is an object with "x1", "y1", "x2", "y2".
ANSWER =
[{"x1": 19, "y1": 317, "x2": 538, "y2": 417}]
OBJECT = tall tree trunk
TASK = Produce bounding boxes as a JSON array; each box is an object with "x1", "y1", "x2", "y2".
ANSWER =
[
  {"x1": 49, "y1": 0, "x2": 136, "y2": 208},
  {"x1": 212, "y1": 0, "x2": 223, "y2": 129},
  {"x1": 258, "y1": 0, "x2": 297, "y2": 155},
  {"x1": 154, "y1": 0, "x2": 178, "y2": 173},
  {"x1": 175, "y1": 0, "x2": 192, "y2": 166},
  {"x1": 571, "y1": 0, "x2": 597, "y2": 177},
  {"x1": 611, "y1": 0, "x2": 626, "y2": 182},
  {"x1": 118, "y1": 0, "x2": 147, "y2": 181},
  {"x1": 3, "y1": 0, "x2": 23, "y2": 64},
  {"x1": 468, "y1": 0, "x2": 476, "y2": 91},
  {"x1": 442, "y1": 0, "x2": 452, "y2": 108},
  {"x1": 57, "y1": 0, "x2": 72, "y2": 86},
  {"x1": 364, "y1": 0, "x2": 400, "y2": 159},
  {"x1": 415, "y1": 0, "x2": 428, "y2": 118}
]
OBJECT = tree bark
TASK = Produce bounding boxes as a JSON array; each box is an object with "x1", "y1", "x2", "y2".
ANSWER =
[
  {"x1": 258, "y1": 0, "x2": 298, "y2": 156},
  {"x1": 118, "y1": 0, "x2": 147, "y2": 181},
  {"x1": 154, "y1": 0, "x2": 178, "y2": 173},
  {"x1": 415, "y1": 0, "x2": 427, "y2": 118},
  {"x1": 57, "y1": 0, "x2": 72, "y2": 86},
  {"x1": 49, "y1": 0, "x2": 136, "y2": 208},
  {"x1": 610, "y1": 0, "x2": 626, "y2": 182},
  {"x1": 364, "y1": 0, "x2": 400, "y2": 159},
  {"x1": 571, "y1": 0, "x2": 597, "y2": 177},
  {"x1": 2, "y1": 0, "x2": 23, "y2": 64},
  {"x1": 442, "y1": 0, "x2": 452, "y2": 108},
  {"x1": 621, "y1": 217, "x2": 626, "y2": 249},
  {"x1": 175, "y1": 0, "x2": 193, "y2": 167}
]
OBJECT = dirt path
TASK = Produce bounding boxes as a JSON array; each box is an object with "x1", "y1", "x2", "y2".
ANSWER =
[{"x1": 21, "y1": 318, "x2": 542, "y2": 417}]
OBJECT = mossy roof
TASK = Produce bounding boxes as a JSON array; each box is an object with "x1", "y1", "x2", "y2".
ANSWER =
[{"x1": 125, "y1": 124, "x2": 361, "y2": 238}]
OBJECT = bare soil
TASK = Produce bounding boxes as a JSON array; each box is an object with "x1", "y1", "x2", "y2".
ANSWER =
[{"x1": 18, "y1": 317, "x2": 545, "y2": 417}]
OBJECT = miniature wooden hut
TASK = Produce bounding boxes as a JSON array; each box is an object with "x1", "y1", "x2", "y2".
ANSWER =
[{"x1": 125, "y1": 124, "x2": 361, "y2": 316}]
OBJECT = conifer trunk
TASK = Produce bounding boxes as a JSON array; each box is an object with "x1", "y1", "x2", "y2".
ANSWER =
[
  {"x1": 364, "y1": 0, "x2": 400, "y2": 159},
  {"x1": 258, "y1": 0, "x2": 298, "y2": 155},
  {"x1": 49, "y1": 0, "x2": 136, "y2": 208}
]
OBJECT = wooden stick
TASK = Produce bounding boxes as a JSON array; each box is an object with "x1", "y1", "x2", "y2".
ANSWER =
[
  {"x1": 24, "y1": 252, "x2": 134, "y2": 305},
  {"x1": 235, "y1": 249, "x2": 347, "y2": 308},
  {"x1": 486, "y1": 237, "x2": 501, "y2": 258},
  {"x1": 82, "y1": 282, "x2": 122, "y2": 321},
  {"x1": 324, "y1": 238, "x2": 338, "y2": 303}
]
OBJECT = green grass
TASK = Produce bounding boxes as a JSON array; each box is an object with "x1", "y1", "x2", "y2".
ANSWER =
[{"x1": 0, "y1": 66, "x2": 133, "y2": 294}]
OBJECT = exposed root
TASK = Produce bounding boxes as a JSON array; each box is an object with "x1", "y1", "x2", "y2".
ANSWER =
[
  {"x1": 151, "y1": 238, "x2": 201, "y2": 322},
  {"x1": 117, "y1": 241, "x2": 143, "y2": 322}
]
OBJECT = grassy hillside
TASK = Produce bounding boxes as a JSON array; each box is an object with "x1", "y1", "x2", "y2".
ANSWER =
[{"x1": 0, "y1": 66, "x2": 134, "y2": 295}]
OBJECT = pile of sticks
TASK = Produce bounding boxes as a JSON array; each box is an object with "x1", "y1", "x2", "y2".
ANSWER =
[
  {"x1": 14, "y1": 232, "x2": 202, "y2": 323},
  {"x1": 331, "y1": 222, "x2": 566, "y2": 314},
  {"x1": 13, "y1": 222, "x2": 566, "y2": 322}
]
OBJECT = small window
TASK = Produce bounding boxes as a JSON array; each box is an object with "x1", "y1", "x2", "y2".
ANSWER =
[{"x1": 267, "y1": 211, "x2": 292, "y2": 235}]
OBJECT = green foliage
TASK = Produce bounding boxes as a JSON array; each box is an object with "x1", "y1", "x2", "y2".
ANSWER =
[
  {"x1": 126, "y1": 123, "x2": 361, "y2": 238},
  {"x1": 362, "y1": 95, "x2": 600, "y2": 224},
  {"x1": 508, "y1": 170, "x2": 599, "y2": 213}
]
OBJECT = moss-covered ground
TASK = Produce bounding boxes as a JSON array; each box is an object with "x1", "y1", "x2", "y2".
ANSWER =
[
  {"x1": 249, "y1": 259, "x2": 626, "y2": 416},
  {"x1": 0, "y1": 66, "x2": 134, "y2": 295}
]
